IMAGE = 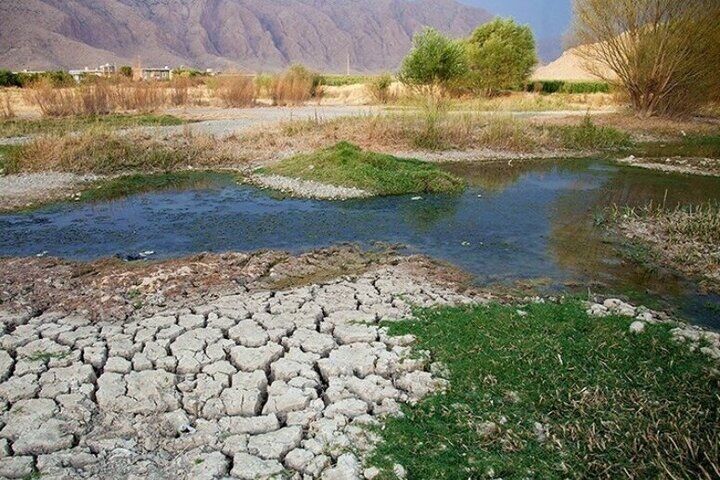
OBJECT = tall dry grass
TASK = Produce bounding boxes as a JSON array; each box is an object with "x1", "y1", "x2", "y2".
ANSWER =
[
  {"x1": 22, "y1": 78, "x2": 187, "y2": 117},
  {"x1": 114, "y1": 81, "x2": 167, "y2": 112},
  {"x1": 169, "y1": 77, "x2": 191, "y2": 106},
  {"x1": 0, "y1": 91, "x2": 14, "y2": 119},
  {"x1": 366, "y1": 74, "x2": 396, "y2": 104},
  {"x1": 212, "y1": 75, "x2": 256, "y2": 107},
  {"x1": 272, "y1": 65, "x2": 319, "y2": 106},
  {"x1": 9, "y1": 128, "x2": 230, "y2": 174}
]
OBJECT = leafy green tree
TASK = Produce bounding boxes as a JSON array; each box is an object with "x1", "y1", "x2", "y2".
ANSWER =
[
  {"x1": 464, "y1": 18, "x2": 537, "y2": 94},
  {"x1": 399, "y1": 28, "x2": 467, "y2": 95}
]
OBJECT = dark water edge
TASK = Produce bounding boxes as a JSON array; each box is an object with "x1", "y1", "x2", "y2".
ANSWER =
[{"x1": 1, "y1": 159, "x2": 719, "y2": 328}]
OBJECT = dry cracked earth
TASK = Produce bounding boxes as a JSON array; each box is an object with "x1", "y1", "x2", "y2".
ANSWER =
[{"x1": 0, "y1": 262, "x2": 480, "y2": 480}]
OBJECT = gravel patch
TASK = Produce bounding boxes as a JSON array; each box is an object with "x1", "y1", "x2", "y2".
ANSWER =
[
  {"x1": 139, "y1": 105, "x2": 380, "y2": 139},
  {"x1": 0, "y1": 136, "x2": 30, "y2": 146},
  {"x1": 0, "y1": 173, "x2": 100, "y2": 211},
  {"x1": 393, "y1": 148, "x2": 588, "y2": 163},
  {"x1": 249, "y1": 174, "x2": 372, "y2": 200}
]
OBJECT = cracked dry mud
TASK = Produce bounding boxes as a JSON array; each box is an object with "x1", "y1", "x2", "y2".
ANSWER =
[{"x1": 0, "y1": 265, "x2": 480, "y2": 479}]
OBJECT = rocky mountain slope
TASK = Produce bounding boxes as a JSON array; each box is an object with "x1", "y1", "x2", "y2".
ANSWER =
[{"x1": 0, "y1": 0, "x2": 491, "y2": 72}]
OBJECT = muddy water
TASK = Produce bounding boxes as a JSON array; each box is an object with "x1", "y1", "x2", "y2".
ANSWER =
[{"x1": 1, "y1": 160, "x2": 719, "y2": 328}]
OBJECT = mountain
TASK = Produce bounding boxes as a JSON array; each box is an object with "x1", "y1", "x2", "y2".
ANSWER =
[{"x1": 0, "y1": 0, "x2": 492, "y2": 72}]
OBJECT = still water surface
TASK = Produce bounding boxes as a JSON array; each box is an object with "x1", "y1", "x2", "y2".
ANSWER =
[{"x1": 1, "y1": 160, "x2": 719, "y2": 328}]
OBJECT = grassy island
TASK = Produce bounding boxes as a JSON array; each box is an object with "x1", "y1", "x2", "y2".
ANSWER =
[{"x1": 261, "y1": 142, "x2": 465, "y2": 196}]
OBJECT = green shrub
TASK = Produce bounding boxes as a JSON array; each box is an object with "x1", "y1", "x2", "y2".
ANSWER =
[
  {"x1": 399, "y1": 28, "x2": 468, "y2": 94},
  {"x1": 553, "y1": 115, "x2": 632, "y2": 150},
  {"x1": 17, "y1": 70, "x2": 74, "y2": 88},
  {"x1": 464, "y1": 18, "x2": 537, "y2": 94},
  {"x1": 367, "y1": 73, "x2": 395, "y2": 104},
  {"x1": 525, "y1": 80, "x2": 611, "y2": 94},
  {"x1": 0, "y1": 69, "x2": 21, "y2": 87}
]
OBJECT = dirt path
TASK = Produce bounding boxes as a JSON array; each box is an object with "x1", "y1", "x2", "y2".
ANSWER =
[{"x1": 143, "y1": 105, "x2": 382, "y2": 139}]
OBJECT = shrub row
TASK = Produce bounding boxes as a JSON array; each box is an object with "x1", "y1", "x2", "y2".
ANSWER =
[
  {"x1": 0, "y1": 69, "x2": 75, "y2": 88},
  {"x1": 524, "y1": 80, "x2": 611, "y2": 94}
]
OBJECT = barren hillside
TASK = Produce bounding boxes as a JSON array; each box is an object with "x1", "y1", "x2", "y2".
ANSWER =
[{"x1": 0, "y1": 0, "x2": 491, "y2": 72}]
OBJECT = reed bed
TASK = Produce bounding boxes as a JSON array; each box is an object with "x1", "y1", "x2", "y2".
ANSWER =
[{"x1": 211, "y1": 75, "x2": 257, "y2": 107}]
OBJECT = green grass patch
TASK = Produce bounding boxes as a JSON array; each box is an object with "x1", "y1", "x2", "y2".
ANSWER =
[
  {"x1": 552, "y1": 116, "x2": 633, "y2": 151},
  {"x1": 0, "y1": 114, "x2": 185, "y2": 138},
  {"x1": 260, "y1": 142, "x2": 465, "y2": 195},
  {"x1": 636, "y1": 135, "x2": 720, "y2": 159},
  {"x1": 79, "y1": 171, "x2": 233, "y2": 202},
  {"x1": 371, "y1": 301, "x2": 719, "y2": 479},
  {"x1": 0, "y1": 144, "x2": 21, "y2": 174}
]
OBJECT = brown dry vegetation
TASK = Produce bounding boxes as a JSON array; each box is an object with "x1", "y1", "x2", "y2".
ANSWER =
[
  {"x1": 574, "y1": 0, "x2": 720, "y2": 117},
  {"x1": 535, "y1": 113, "x2": 719, "y2": 141},
  {"x1": 3, "y1": 111, "x2": 635, "y2": 177},
  {"x1": 272, "y1": 65, "x2": 319, "y2": 106},
  {"x1": 211, "y1": 75, "x2": 257, "y2": 108},
  {"x1": 6, "y1": 128, "x2": 238, "y2": 174},
  {"x1": 615, "y1": 203, "x2": 720, "y2": 293},
  {"x1": 244, "y1": 112, "x2": 631, "y2": 154},
  {"x1": 23, "y1": 78, "x2": 175, "y2": 116},
  {"x1": 0, "y1": 91, "x2": 13, "y2": 119}
]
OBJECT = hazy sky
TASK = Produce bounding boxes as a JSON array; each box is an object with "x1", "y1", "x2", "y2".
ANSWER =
[
  {"x1": 460, "y1": 0, "x2": 572, "y2": 62},
  {"x1": 461, "y1": 0, "x2": 573, "y2": 59}
]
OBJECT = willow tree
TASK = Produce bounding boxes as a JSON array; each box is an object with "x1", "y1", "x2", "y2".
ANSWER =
[{"x1": 573, "y1": 0, "x2": 720, "y2": 117}]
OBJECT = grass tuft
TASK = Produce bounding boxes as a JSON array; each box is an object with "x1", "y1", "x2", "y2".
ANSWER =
[
  {"x1": 371, "y1": 301, "x2": 719, "y2": 479},
  {"x1": 551, "y1": 115, "x2": 633, "y2": 150},
  {"x1": 261, "y1": 142, "x2": 465, "y2": 195},
  {"x1": 0, "y1": 144, "x2": 20, "y2": 175}
]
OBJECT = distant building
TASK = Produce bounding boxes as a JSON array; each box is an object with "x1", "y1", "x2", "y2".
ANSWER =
[
  {"x1": 69, "y1": 63, "x2": 116, "y2": 82},
  {"x1": 141, "y1": 67, "x2": 172, "y2": 81}
]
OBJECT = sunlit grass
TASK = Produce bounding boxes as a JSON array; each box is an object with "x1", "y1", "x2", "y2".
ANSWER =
[{"x1": 372, "y1": 301, "x2": 719, "y2": 479}]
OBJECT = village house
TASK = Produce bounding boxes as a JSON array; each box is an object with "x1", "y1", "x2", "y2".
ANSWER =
[
  {"x1": 140, "y1": 66, "x2": 172, "y2": 81},
  {"x1": 69, "y1": 63, "x2": 116, "y2": 82}
]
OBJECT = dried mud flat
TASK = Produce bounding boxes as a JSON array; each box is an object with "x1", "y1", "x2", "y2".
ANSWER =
[{"x1": 0, "y1": 246, "x2": 485, "y2": 479}]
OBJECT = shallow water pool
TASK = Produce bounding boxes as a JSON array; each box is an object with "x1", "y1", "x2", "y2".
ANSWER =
[{"x1": 1, "y1": 159, "x2": 719, "y2": 328}]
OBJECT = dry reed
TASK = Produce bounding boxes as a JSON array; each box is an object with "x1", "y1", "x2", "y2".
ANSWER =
[
  {"x1": 212, "y1": 75, "x2": 256, "y2": 107},
  {"x1": 0, "y1": 91, "x2": 14, "y2": 119},
  {"x1": 24, "y1": 78, "x2": 174, "y2": 116},
  {"x1": 272, "y1": 65, "x2": 317, "y2": 106}
]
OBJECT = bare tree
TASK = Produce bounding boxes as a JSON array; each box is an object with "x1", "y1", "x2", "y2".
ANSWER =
[{"x1": 573, "y1": 0, "x2": 720, "y2": 117}]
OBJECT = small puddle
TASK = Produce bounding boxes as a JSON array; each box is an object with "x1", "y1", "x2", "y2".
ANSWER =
[{"x1": 1, "y1": 159, "x2": 719, "y2": 328}]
